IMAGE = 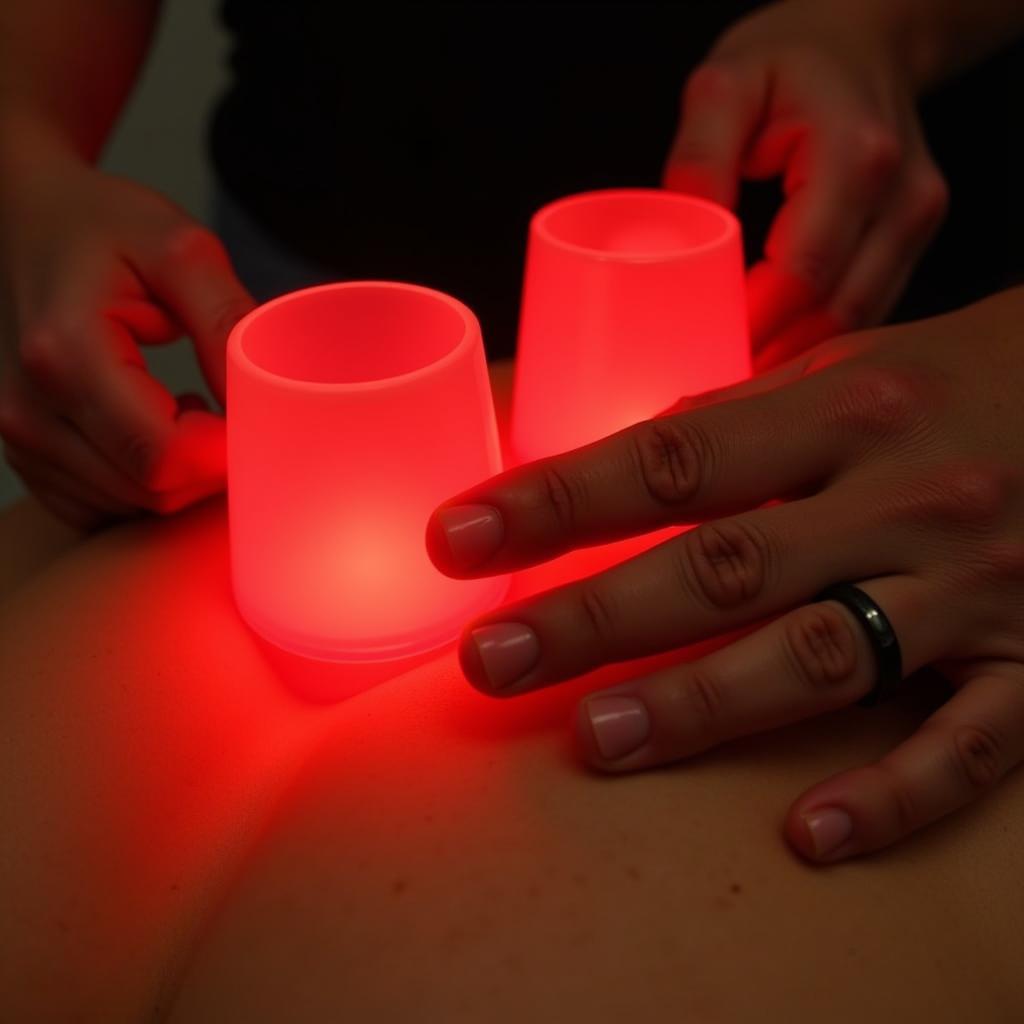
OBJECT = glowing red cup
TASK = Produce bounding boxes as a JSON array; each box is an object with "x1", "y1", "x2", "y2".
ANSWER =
[
  {"x1": 227, "y1": 281, "x2": 509, "y2": 662},
  {"x1": 511, "y1": 188, "x2": 750, "y2": 461}
]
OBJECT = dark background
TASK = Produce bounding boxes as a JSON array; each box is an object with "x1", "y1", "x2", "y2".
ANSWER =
[{"x1": 212, "y1": 2, "x2": 1024, "y2": 358}]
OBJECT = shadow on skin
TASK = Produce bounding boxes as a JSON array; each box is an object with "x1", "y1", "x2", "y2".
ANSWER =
[{"x1": 257, "y1": 637, "x2": 448, "y2": 704}]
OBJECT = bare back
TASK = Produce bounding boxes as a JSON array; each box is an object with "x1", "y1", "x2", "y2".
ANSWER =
[{"x1": 1, "y1": 368, "x2": 1021, "y2": 1021}]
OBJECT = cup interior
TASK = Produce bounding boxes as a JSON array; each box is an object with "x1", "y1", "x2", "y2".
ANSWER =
[
  {"x1": 536, "y1": 189, "x2": 736, "y2": 259},
  {"x1": 237, "y1": 283, "x2": 470, "y2": 385}
]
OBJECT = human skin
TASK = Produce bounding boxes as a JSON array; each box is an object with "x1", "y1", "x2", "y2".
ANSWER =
[
  {"x1": 0, "y1": 363, "x2": 1022, "y2": 1022},
  {"x1": 429, "y1": 288, "x2": 1024, "y2": 866},
  {"x1": 1, "y1": 506, "x2": 1023, "y2": 1021},
  {"x1": 0, "y1": 0, "x2": 254, "y2": 527}
]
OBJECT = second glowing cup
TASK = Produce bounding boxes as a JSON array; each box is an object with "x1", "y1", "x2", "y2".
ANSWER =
[{"x1": 511, "y1": 188, "x2": 750, "y2": 462}]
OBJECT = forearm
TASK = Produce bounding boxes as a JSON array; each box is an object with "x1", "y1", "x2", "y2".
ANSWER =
[
  {"x1": 0, "y1": 0, "x2": 162, "y2": 164},
  {"x1": 828, "y1": 0, "x2": 1024, "y2": 92}
]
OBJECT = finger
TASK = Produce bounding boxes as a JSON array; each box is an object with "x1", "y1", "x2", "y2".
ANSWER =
[
  {"x1": 750, "y1": 125, "x2": 901, "y2": 346},
  {"x1": 81, "y1": 375, "x2": 226, "y2": 500},
  {"x1": 785, "y1": 661, "x2": 1024, "y2": 863},
  {"x1": 752, "y1": 307, "x2": 845, "y2": 373},
  {"x1": 17, "y1": 314, "x2": 186, "y2": 491},
  {"x1": 827, "y1": 161, "x2": 949, "y2": 333},
  {"x1": 3, "y1": 441, "x2": 137, "y2": 518},
  {"x1": 572, "y1": 574, "x2": 941, "y2": 771},
  {"x1": 456, "y1": 488, "x2": 921, "y2": 694},
  {"x1": 0, "y1": 386, "x2": 155, "y2": 508},
  {"x1": 133, "y1": 223, "x2": 255, "y2": 403},
  {"x1": 427, "y1": 359, "x2": 877, "y2": 577},
  {"x1": 746, "y1": 261, "x2": 821, "y2": 353},
  {"x1": 662, "y1": 60, "x2": 768, "y2": 207},
  {"x1": 52, "y1": 318, "x2": 228, "y2": 497}
]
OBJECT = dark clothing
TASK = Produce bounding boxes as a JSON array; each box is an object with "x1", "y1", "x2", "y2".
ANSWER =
[
  {"x1": 210, "y1": 2, "x2": 1024, "y2": 358},
  {"x1": 210, "y1": 2, "x2": 762, "y2": 355}
]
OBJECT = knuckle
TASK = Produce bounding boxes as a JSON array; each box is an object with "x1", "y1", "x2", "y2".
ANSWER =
[
  {"x1": 576, "y1": 582, "x2": 619, "y2": 650},
  {"x1": 950, "y1": 722, "x2": 1004, "y2": 791},
  {"x1": 850, "y1": 124, "x2": 902, "y2": 184},
  {"x1": 783, "y1": 605, "x2": 861, "y2": 691},
  {"x1": 894, "y1": 462, "x2": 1013, "y2": 531},
  {"x1": 18, "y1": 324, "x2": 71, "y2": 388},
  {"x1": 673, "y1": 667, "x2": 726, "y2": 739},
  {"x1": 119, "y1": 430, "x2": 166, "y2": 486},
  {"x1": 539, "y1": 462, "x2": 588, "y2": 534},
  {"x1": 825, "y1": 364, "x2": 925, "y2": 440},
  {"x1": 875, "y1": 760, "x2": 920, "y2": 835},
  {"x1": 679, "y1": 517, "x2": 771, "y2": 610},
  {"x1": 631, "y1": 418, "x2": 708, "y2": 507},
  {"x1": 683, "y1": 61, "x2": 743, "y2": 107},
  {"x1": 161, "y1": 221, "x2": 226, "y2": 265}
]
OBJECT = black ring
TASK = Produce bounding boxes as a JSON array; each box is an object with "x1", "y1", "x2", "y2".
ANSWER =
[{"x1": 814, "y1": 583, "x2": 903, "y2": 707}]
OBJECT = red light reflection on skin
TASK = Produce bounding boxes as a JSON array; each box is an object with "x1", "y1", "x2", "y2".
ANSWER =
[
  {"x1": 0, "y1": 499, "x2": 325, "y2": 1019},
  {"x1": 0, "y1": 357, "x2": 741, "y2": 1017},
  {"x1": 0, "y1": 354, "x2": 753, "y2": 1021}
]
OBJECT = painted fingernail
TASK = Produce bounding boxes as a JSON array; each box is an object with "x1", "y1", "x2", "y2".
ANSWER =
[
  {"x1": 437, "y1": 504, "x2": 503, "y2": 569},
  {"x1": 469, "y1": 622, "x2": 540, "y2": 690},
  {"x1": 585, "y1": 695, "x2": 650, "y2": 760},
  {"x1": 802, "y1": 808, "x2": 853, "y2": 859}
]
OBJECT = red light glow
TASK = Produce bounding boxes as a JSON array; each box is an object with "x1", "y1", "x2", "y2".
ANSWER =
[
  {"x1": 510, "y1": 189, "x2": 750, "y2": 461},
  {"x1": 227, "y1": 282, "x2": 509, "y2": 662}
]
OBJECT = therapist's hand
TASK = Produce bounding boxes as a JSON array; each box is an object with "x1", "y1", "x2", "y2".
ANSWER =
[
  {"x1": 0, "y1": 138, "x2": 254, "y2": 528},
  {"x1": 664, "y1": 0, "x2": 949, "y2": 368},
  {"x1": 427, "y1": 287, "x2": 1024, "y2": 864}
]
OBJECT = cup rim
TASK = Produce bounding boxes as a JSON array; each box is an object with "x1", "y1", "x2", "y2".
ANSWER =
[
  {"x1": 228, "y1": 280, "x2": 479, "y2": 393},
  {"x1": 531, "y1": 187, "x2": 740, "y2": 262}
]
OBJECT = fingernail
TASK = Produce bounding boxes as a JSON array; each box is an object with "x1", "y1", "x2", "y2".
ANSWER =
[
  {"x1": 802, "y1": 808, "x2": 853, "y2": 859},
  {"x1": 469, "y1": 622, "x2": 540, "y2": 690},
  {"x1": 437, "y1": 504, "x2": 503, "y2": 570},
  {"x1": 585, "y1": 695, "x2": 650, "y2": 760}
]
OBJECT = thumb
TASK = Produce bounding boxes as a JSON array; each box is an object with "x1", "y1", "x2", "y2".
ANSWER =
[
  {"x1": 662, "y1": 60, "x2": 766, "y2": 209},
  {"x1": 139, "y1": 223, "x2": 256, "y2": 404}
]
